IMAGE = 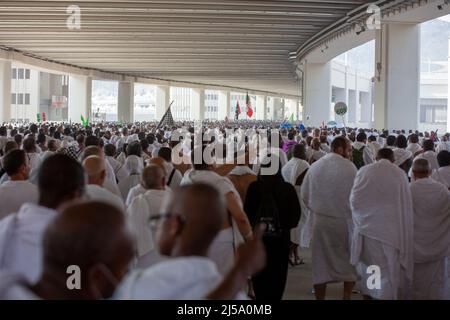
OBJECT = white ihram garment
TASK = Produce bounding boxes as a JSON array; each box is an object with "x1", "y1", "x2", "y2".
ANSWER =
[
  {"x1": 411, "y1": 178, "x2": 450, "y2": 300},
  {"x1": 0, "y1": 204, "x2": 57, "y2": 283},
  {"x1": 281, "y1": 158, "x2": 310, "y2": 246},
  {"x1": 114, "y1": 257, "x2": 246, "y2": 300},
  {"x1": 350, "y1": 159, "x2": 414, "y2": 300},
  {"x1": 0, "y1": 181, "x2": 38, "y2": 219},
  {"x1": 301, "y1": 153, "x2": 358, "y2": 285},
  {"x1": 126, "y1": 189, "x2": 171, "y2": 266}
]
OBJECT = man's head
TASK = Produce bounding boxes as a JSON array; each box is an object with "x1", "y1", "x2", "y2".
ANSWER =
[
  {"x1": 386, "y1": 135, "x2": 396, "y2": 147},
  {"x1": 85, "y1": 135, "x2": 101, "y2": 147},
  {"x1": 81, "y1": 146, "x2": 104, "y2": 161},
  {"x1": 23, "y1": 137, "x2": 37, "y2": 153},
  {"x1": 437, "y1": 150, "x2": 450, "y2": 168},
  {"x1": 3, "y1": 140, "x2": 18, "y2": 155},
  {"x1": 292, "y1": 144, "x2": 307, "y2": 161},
  {"x1": 409, "y1": 134, "x2": 419, "y2": 144},
  {"x1": 313, "y1": 128, "x2": 320, "y2": 138},
  {"x1": 126, "y1": 141, "x2": 142, "y2": 157},
  {"x1": 155, "y1": 184, "x2": 226, "y2": 257},
  {"x1": 331, "y1": 136, "x2": 351, "y2": 159},
  {"x1": 14, "y1": 134, "x2": 23, "y2": 147},
  {"x1": 376, "y1": 148, "x2": 395, "y2": 163},
  {"x1": 83, "y1": 156, "x2": 106, "y2": 186},
  {"x1": 158, "y1": 147, "x2": 173, "y2": 163},
  {"x1": 423, "y1": 139, "x2": 435, "y2": 152},
  {"x1": 356, "y1": 132, "x2": 367, "y2": 143},
  {"x1": 311, "y1": 138, "x2": 321, "y2": 151},
  {"x1": 104, "y1": 144, "x2": 116, "y2": 157},
  {"x1": 148, "y1": 157, "x2": 168, "y2": 174},
  {"x1": 38, "y1": 154, "x2": 85, "y2": 209},
  {"x1": 3, "y1": 149, "x2": 30, "y2": 180},
  {"x1": 37, "y1": 201, "x2": 134, "y2": 299},
  {"x1": 47, "y1": 140, "x2": 58, "y2": 152},
  {"x1": 76, "y1": 134, "x2": 85, "y2": 146},
  {"x1": 412, "y1": 158, "x2": 431, "y2": 180},
  {"x1": 395, "y1": 135, "x2": 407, "y2": 149},
  {"x1": 141, "y1": 164, "x2": 166, "y2": 190}
]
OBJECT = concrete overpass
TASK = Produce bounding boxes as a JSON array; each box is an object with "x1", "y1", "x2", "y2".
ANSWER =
[{"x1": 1, "y1": 0, "x2": 450, "y2": 128}]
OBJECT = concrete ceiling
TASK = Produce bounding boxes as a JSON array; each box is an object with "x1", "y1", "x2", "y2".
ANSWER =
[{"x1": 0, "y1": 0, "x2": 380, "y2": 96}]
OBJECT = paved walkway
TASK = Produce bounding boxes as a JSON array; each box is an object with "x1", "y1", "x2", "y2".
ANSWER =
[{"x1": 283, "y1": 248, "x2": 363, "y2": 300}]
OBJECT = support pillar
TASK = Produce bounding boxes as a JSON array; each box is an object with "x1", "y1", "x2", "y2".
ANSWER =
[
  {"x1": 155, "y1": 85, "x2": 171, "y2": 120},
  {"x1": 255, "y1": 95, "x2": 267, "y2": 120},
  {"x1": 68, "y1": 75, "x2": 91, "y2": 123},
  {"x1": 118, "y1": 81, "x2": 134, "y2": 123},
  {"x1": 374, "y1": 23, "x2": 420, "y2": 130},
  {"x1": 304, "y1": 62, "x2": 332, "y2": 127},
  {"x1": 217, "y1": 90, "x2": 230, "y2": 120},
  {"x1": 191, "y1": 88, "x2": 205, "y2": 121},
  {"x1": 0, "y1": 60, "x2": 12, "y2": 123},
  {"x1": 272, "y1": 97, "x2": 282, "y2": 120}
]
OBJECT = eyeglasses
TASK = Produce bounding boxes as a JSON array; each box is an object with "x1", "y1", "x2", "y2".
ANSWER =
[{"x1": 148, "y1": 213, "x2": 186, "y2": 231}]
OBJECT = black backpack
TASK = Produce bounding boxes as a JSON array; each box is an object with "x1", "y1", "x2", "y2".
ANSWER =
[{"x1": 255, "y1": 183, "x2": 282, "y2": 238}]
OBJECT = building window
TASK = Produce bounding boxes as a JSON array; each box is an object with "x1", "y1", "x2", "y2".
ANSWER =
[
  {"x1": 420, "y1": 99, "x2": 447, "y2": 124},
  {"x1": 18, "y1": 93, "x2": 24, "y2": 104},
  {"x1": 25, "y1": 93, "x2": 30, "y2": 105},
  {"x1": 12, "y1": 68, "x2": 17, "y2": 79},
  {"x1": 11, "y1": 93, "x2": 16, "y2": 104},
  {"x1": 18, "y1": 69, "x2": 24, "y2": 79},
  {"x1": 25, "y1": 69, "x2": 30, "y2": 79}
]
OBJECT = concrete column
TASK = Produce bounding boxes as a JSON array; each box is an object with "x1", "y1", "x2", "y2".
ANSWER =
[
  {"x1": 68, "y1": 75, "x2": 92, "y2": 123},
  {"x1": 191, "y1": 88, "x2": 205, "y2": 121},
  {"x1": 0, "y1": 60, "x2": 12, "y2": 123},
  {"x1": 255, "y1": 95, "x2": 267, "y2": 120},
  {"x1": 374, "y1": 23, "x2": 420, "y2": 130},
  {"x1": 272, "y1": 97, "x2": 282, "y2": 120},
  {"x1": 217, "y1": 90, "x2": 230, "y2": 120},
  {"x1": 155, "y1": 85, "x2": 171, "y2": 120},
  {"x1": 118, "y1": 81, "x2": 134, "y2": 123},
  {"x1": 360, "y1": 91, "x2": 372, "y2": 124},
  {"x1": 344, "y1": 66, "x2": 350, "y2": 124},
  {"x1": 348, "y1": 89, "x2": 357, "y2": 125},
  {"x1": 267, "y1": 97, "x2": 275, "y2": 120},
  {"x1": 304, "y1": 62, "x2": 331, "y2": 127}
]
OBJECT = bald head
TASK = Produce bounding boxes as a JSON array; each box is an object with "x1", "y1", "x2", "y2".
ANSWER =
[
  {"x1": 141, "y1": 164, "x2": 165, "y2": 190},
  {"x1": 81, "y1": 146, "x2": 104, "y2": 161},
  {"x1": 148, "y1": 157, "x2": 167, "y2": 173},
  {"x1": 156, "y1": 183, "x2": 226, "y2": 257},
  {"x1": 37, "y1": 201, "x2": 134, "y2": 299},
  {"x1": 412, "y1": 158, "x2": 431, "y2": 180},
  {"x1": 83, "y1": 156, "x2": 106, "y2": 186}
]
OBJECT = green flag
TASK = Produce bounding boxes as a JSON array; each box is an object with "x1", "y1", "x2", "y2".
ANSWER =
[
  {"x1": 37, "y1": 113, "x2": 41, "y2": 123},
  {"x1": 80, "y1": 115, "x2": 89, "y2": 128},
  {"x1": 289, "y1": 113, "x2": 295, "y2": 123}
]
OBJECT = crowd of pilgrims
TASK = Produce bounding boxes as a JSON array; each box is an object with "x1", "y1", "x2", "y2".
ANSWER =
[{"x1": 0, "y1": 120, "x2": 449, "y2": 300}]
